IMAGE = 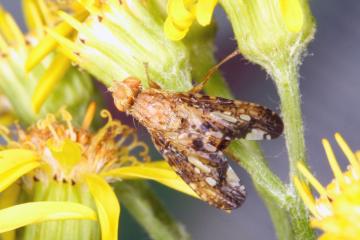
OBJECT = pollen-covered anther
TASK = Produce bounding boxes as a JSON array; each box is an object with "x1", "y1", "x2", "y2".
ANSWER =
[{"x1": 6, "y1": 109, "x2": 149, "y2": 184}]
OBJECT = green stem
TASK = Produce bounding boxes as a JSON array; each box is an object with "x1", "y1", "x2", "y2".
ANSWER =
[
  {"x1": 226, "y1": 141, "x2": 287, "y2": 207},
  {"x1": 188, "y1": 33, "x2": 291, "y2": 238},
  {"x1": 226, "y1": 141, "x2": 293, "y2": 240},
  {"x1": 254, "y1": 183, "x2": 293, "y2": 240},
  {"x1": 184, "y1": 23, "x2": 232, "y2": 99},
  {"x1": 217, "y1": 0, "x2": 315, "y2": 238},
  {"x1": 272, "y1": 61, "x2": 308, "y2": 178},
  {"x1": 114, "y1": 181, "x2": 190, "y2": 240},
  {"x1": 271, "y1": 60, "x2": 314, "y2": 239}
]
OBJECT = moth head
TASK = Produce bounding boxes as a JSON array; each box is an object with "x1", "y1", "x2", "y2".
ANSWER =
[{"x1": 110, "y1": 77, "x2": 141, "y2": 112}]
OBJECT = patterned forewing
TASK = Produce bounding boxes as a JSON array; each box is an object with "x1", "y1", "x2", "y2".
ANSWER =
[
  {"x1": 150, "y1": 131, "x2": 246, "y2": 210},
  {"x1": 128, "y1": 90, "x2": 283, "y2": 210},
  {"x1": 177, "y1": 93, "x2": 283, "y2": 141}
]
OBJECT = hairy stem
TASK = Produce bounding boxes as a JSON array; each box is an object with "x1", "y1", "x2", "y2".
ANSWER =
[
  {"x1": 272, "y1": 61, "x2": 308, "y2": 177},
  {"x1": 189, "y1": 39, "x2": 292, "y2": 238},
  {"x1": 254, "y1": 183, "x2": 293, "y2": 240},
  {"x1": 217, "y1": 0, "x2": 315, "y2": 238},
  {"x1": 226, "y1": 141, "x2": 287, "y2": 207},
  {"x1": 271, "y1": 60, "x2": 314, "y2": 239}
]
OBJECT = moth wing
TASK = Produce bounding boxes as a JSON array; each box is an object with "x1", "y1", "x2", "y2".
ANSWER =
[
  {"x1": 150, "y1": 131, "x2": 246, "y2": 210},
  {"x1": 178, "y1": 94, "x2": 283, "y2": 141}
]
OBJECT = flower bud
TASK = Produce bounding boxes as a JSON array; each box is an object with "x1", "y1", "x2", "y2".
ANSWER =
[
  {"x1": 46, "y1": 0, "x2": 193, "y2": 91},
  {"x1": 220, "y1": 0, "x2": 316, "y2": 73}
]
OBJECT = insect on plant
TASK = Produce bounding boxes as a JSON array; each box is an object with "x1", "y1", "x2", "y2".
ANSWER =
[{"x1": 110, "y1": 50, "x2": 284, "y2": 210}]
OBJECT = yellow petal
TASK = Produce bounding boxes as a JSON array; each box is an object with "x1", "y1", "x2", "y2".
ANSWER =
[
  {"x1": 25, "y1": 10, "x2": 88, "y2": 71},
  {"x1": 0, "y1": 183, "x2": 20, "y2": 209},
  {"x1": 279, "y1": 0, "x2": 304, "y2": 33},
  {"x1": 195, "y1": 0, "x2": 218, "y2": 26},
  {"x1": 0, "y1": 162, "x2": 40, "y2": 193},
  {"x1": 334, "y1": 133, "x2": 360, "y2": 176},
  {"x1": 1, "y1": 229, "x2": 15, "y2": 240},
  {"x1": 0, "y1": 149, "x2": 40, "y2": 192},
  {"x1": 164, "y1": 18, "x2": 189, "y2": 41},
  {"x1": 0, "y1": 149, "x2": 39, "y2": 174},
  {"x1": 57, "y1": 11, "x2": 84, "y2": 33},
  {"x1": 293, "y1": 177, "x2": 319, "y2": 218},
  {"x1": 45, "y1": 28, "x2": 79, "y2": 62},
  {"x1": 297, "y1": 163, "x2": 327, "y2": 197},
  {"x1": 0, "y1": 184, "x2": 20, "y2": 240},
  {"x1": 167, "y1": 0, "x2": 195, "y2": 29},
  {"x1": 85, "y1": 174, "x2": 120, "y2": 240},
  {"x1": 0, "y1": 6, "x2": 24, "y2": 47},
  {"x1": 102, "y1": 161, "x2": 198, "y2": 198},
  {"x1": 322, "y1": 139, "x2": 345, "y2": 185},
  {"x1": 31, "y1": 54, "x2": 71, "y2": 113},
  {"x1": 21, "y1": 0, "x2": 45, "y2": 36},
  {"x1": 0, "y1": 34, "x2": 7, "y2": 51},
  {"x1": 0, "y1": 112, "x2": 16, "y2": 126},
  {"x1": 35, "y1": 0, "x2": 54, "y2": 27},
  {"x1": 0, "y1": 201, "x2": 96, "y2": 233}
]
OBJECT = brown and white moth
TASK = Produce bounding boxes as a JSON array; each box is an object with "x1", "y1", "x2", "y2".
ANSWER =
[{"x1": 110, "y1": 52, "x2": 283, "y2": 210}]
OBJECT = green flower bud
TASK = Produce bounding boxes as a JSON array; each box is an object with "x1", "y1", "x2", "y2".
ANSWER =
[
  {"x1": 44, "y1": 0, "x2": 193, "y2": 91},
  {"x1": 220, "y1": 0, "x2": 316, "y2": 74}
]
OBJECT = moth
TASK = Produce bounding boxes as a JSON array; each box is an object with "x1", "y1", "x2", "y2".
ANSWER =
[{"x1": 110, "y1": 51, "x2": 283, "y2": 210}]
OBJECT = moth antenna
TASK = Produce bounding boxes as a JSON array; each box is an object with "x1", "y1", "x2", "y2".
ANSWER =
[{"x1": 190, "y1": 49, "x2": 240, "y2": 93}]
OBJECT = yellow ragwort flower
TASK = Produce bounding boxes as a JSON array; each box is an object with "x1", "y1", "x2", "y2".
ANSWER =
[
  {"x1": 0, "y1": 104, "x2": 196, "y2": 240},
  {"x1": 164, "y1": 0, "x2": 218, "y2": 40},
  {"x1": 295, "y1": 133, "x2": 360, "y2": 240},
  {"x1": 0, "y1": 2, "x2": 95, "y2": 125},
  {"x1": 0, "y1": 95, "x2": 15, "y2": 125},
  {"x1": 26, "y1": 0, "x2": 193, "y2": 113},
  {"x1": 164, "y1": 0, "x2": 306, "y2": 41}
]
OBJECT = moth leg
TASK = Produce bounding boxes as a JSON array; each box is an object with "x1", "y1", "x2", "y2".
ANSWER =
[
  {"x1": 190, "y1": 49, "x2": 240, "y2": 93},
  {"x1": 143, "y1": 62, "x2": 161, "y2": 89}
]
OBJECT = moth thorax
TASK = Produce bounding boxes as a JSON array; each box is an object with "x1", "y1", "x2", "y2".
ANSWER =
[{"x1": 110, "y1": 77, "x2": 141, "y2": 112}]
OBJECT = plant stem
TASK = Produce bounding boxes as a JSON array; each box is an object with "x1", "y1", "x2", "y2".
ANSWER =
[
  {"x1": 191, "y1": 33, "x2": 314, "y2": 237},
  {"x1": 226, "y1": 141, "x2": 287, "y2": 207},
  {"x1": 114, "y1": 181, "x2": 190, "y2": 240},
  {"x1": 217, "y1": 0, "x2": 315, "y2": 237},
  {"x1": 184, "y1": 23, "x2": 232, "y2": 99},
  {"x1": 272, "y1": 61, "x2": 308, "y2": 177},
  {"x1": 189, "y1": 37, "x2": 293, "y2": 238},
  {"x1": 270, "y1": 60, "x2": 314, "y2": 239},
  {"x1": 254, "y1": 183, "x2": 293, "y2": 240},
  {"x1": 226, "y1": 140, "x2": 293, "y2": 240}
]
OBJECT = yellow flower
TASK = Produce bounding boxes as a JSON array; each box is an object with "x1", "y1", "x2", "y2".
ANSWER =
[
  {"x1": 294, "y1": 133, "x2": 360, "y2": 240},
  {"x1": 0, "y1": 95, "x2": 15, "y2": 125},
  {"x1": 0, "y1": 105, "x2": 196, "y2": 239},
  {"x1": 0, "y1": 2, "x2": 95, "y2": 125},
  {"x1": 164, "y1": 0, "x2": 218, "y2": 40},
  {"x1": 164, "y1": 0, "x2": 307, "y2": 41},
  {"x1": 26, "y1": 0, "x2": 192, "y2": 112}
]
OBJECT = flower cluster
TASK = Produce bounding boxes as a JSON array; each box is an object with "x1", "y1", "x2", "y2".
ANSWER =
[
  {"x1": 0, "y1": 106, "x2": 195, "y2": 239},
  {"x1": 0, "y1": 1, "x2": 95, "y2": 125}
]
